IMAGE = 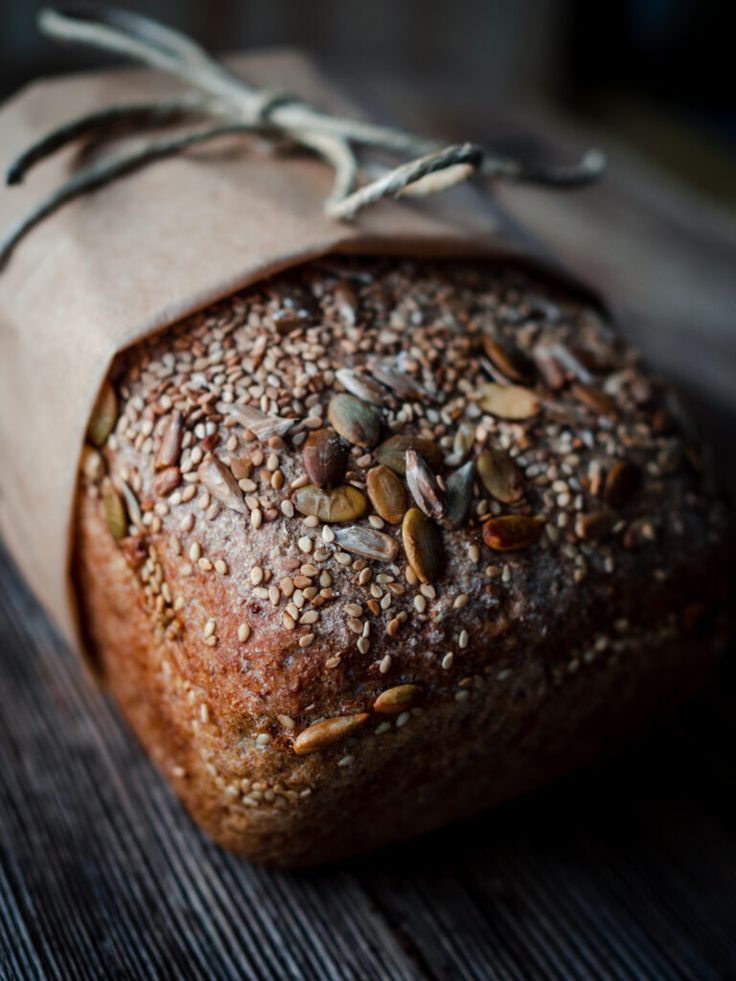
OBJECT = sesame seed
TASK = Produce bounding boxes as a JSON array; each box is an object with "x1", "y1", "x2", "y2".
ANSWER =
[
  {"x1": 458, "y1": 629, "x2": 469, "y2": 649},
  {"x1": 238, "y1": 623, "x2": 251, "y2": 643}
]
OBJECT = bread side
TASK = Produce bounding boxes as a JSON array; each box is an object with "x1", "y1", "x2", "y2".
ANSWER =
[{"x1": 74, "y1": 257, "x2": 732, "y2": 865}]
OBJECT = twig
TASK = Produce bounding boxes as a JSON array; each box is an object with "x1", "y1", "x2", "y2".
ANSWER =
[
  {"x1": 6, "y1": 95, "x2": 207, "y2": 185},
  {"x1": 0, "y1": 123, "x2": 256, "y2": 265},
  {"x1": 1, "y1": 5, "x2": 606, "y2": 270}
]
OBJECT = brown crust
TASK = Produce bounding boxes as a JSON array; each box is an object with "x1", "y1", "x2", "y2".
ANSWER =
[{"x1": 73, "y1": 257, "x2": 732, "y2": 866}]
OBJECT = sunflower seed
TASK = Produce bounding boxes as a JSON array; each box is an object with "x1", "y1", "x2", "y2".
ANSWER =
[
  {"x1": 293, "y1": 484, "x2": 368, "y2": 523},
  {"x1": 532, "y1": 343, "x2": 566, "y2": 390},
  {"x1": 553, "y1": 341, "x2": 595, "y2": 382},
  {"x1": 328, "y1": 394, "x2": 381, "y2": 448},
  {"x1": 80, "y1": 445, "x2": 103, "y2": 481},
  {"x1": 334, "y1": 279, "x2": 360, "y2": 324},
  {"x1": 102, "y1": 478, "x2": 127, "y2": 541},
  {"x1": 481, "y1": 335, "x2": 535, "y2": 385},
  {"x1": 369, "y1": 362, "x2": 429, "y2": 401},
  {"x1": 334, "y1": 525, "x2": 399, "y2": 562},
  {"x1": 303, "y1": 429, "x2": 349, "y2": 488},
  {"x1": 406, "y1": 449, "x2": 445, "y2": 519},
  {"x1": 482, "y1": 515, "x2": 544, "y2": 551},
  {"x1": 293, "y1": 713, "x2": 370, "y2": 755},
  {"x1": 227, "y1": 404, "x2": 295, "y2": 440},
  {"x1": 402, "y1": 507, "x2": 444, "y2": 583},
  {"x1": 373, "y1": 684, "x2": 421, "y2": 714},
  {"x1": 477, "y1": 448, "x2": 524, "y2": 503},
  {"x1": 154, "y1": 466, "x2": 181, "y2": 497},
  {"x1": 571, "y1": 383, "x2": 617, "y2": 418},
  {"x1": 366, "y1": 465, "x2": 407, "y2": 524},
  {"x1": 87, "y1": 380, "x2": 117, "y2": 447},
  {"x1": 446, "y1": 422, "x2": 475, "y2": 466},
  {"x1": 335, "y1": 368, "x2": 385, "y2": 406},
  {"x1": 156, "y1": 410, "x2": 183, "y2": 469},
  {"x1": 197, "y1": 457, "x2": 246, "y2": 514},
  {"x1": 575, "y1": 509, "x2": 617, "y2": 541},
  {"x1": 603, "y1": 460, "x2": 640, "y2": 507},
  {"x1": 376, "y1": 435, "x2": 443, "y2": 476},
  {"x1": 479, "y1": 383, "x2": 540, "y2": 420},
  {"x1": 118, "y1": 480, "x2": 142, "y2": 528},
  {"x1": 444, "y1": 460, "x2": 475, "y2": 529}
]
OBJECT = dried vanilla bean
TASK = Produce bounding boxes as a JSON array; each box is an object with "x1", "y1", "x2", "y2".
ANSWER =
[{"x1": 0, "y1": 5, "x2": 606, "y2": 269}]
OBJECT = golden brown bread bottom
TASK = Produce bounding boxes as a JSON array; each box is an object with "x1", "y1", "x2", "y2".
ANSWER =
[
  {"x1": 76, "y1": 491, "x2": 726, "y2": 865},
  {"x1": 73, "y1": 257, "x2": 732, "y2": 866}
]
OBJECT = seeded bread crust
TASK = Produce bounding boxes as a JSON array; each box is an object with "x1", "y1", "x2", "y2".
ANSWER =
[{"x1": 74, "y1": 257, "x2": 732, "y2": 866}]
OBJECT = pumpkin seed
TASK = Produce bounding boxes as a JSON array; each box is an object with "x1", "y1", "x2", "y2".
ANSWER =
[
  {"x1": 405, "y1": 449, "x2": 445, "y2": 519},
  {"x1": 482, "y1": 335, "x2": 534, "y2": 385},
  {"x1": 293, "y1": 713, "x2": 370, "y2": 755},
  {"x1": 227, "y1": 404, "x2": 295, "y2": 440},
  {"x1": 374, "y1": 684, "x2": 421, "y2": 714},
  {"x1": 571, "y1": 383, "x2": 617, "y2": 418},
  {"x1": 87, "y1": 380, "x2": 117, "y2": 447},
  {"x1": 156, "y1": 410, "x2": 183, "y2": 469},
  {"x1": 369, "y1": 363, "x2": 429, "y2": 401},
  {"x1": 293, "y1": 484, "x2": 368, "y2": 523},
  {"x1": 576, "y1": 509, "x2": 617, "y2": 541},
  {"x1": 603, "y1": 460, "x2": 640, "y2": 507},
  {"x1": 328, "y1": 394, "x2": 381, "y2": 448},
  {"x1": 334, "y1": 525, "x2": 399, "y2": 562},
  {"x1": 102, "y1": 479, "x2": 127, "y2": 542},
  {"x1": 444, "y1": 460, "x2": 475, "y2": 529},
  {"x1": 402, "y1": 507, "x2": 444, "y2": 583},
  {"x1": 303, "y1": 429, "x2": 349, "y2": 488},
  {"x1": 477, "y1": 448, "x2": 524, "y2": 503},
  {"x1": 482, "y1": 515, "x2": 544, "y2": 551},
  {"x1": 479, "y1": 383, "x2": 540, "y2": 420},
  {"x1": 376, "y1": 435, "x2": 443, "y2": 476},
  {"x1": 197, "y1": 457, "x2": 247, "y2": 514},
  {"x1": 336, "y1": 368, "x2": 385, "y2": 406},
  {"x1": 366, "y1": 465, "x2": 407, "y2": 524}
]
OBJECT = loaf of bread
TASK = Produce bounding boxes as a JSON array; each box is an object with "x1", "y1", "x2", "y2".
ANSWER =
[{"x1": 74, "y1": 257, "x2": 732, "y2": 866}]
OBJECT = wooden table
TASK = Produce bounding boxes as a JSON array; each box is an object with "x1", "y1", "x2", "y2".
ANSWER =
[{"x1": 2, "y1": 67, "x2": 735, "y2": 980}]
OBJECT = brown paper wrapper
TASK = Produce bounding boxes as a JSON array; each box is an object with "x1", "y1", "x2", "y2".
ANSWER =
[{"x1": 0, "y1": 50, "x2": 593, "y2": 655}]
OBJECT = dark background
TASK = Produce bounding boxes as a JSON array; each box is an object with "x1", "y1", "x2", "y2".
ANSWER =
[{"x1": 1, "y1": 0, "x2": 734, "y2": 209}]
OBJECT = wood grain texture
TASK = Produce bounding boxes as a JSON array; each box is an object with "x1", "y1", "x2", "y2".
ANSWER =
[{"x1": 2, "y1": 76, "x2": 736, "y2": 979}]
